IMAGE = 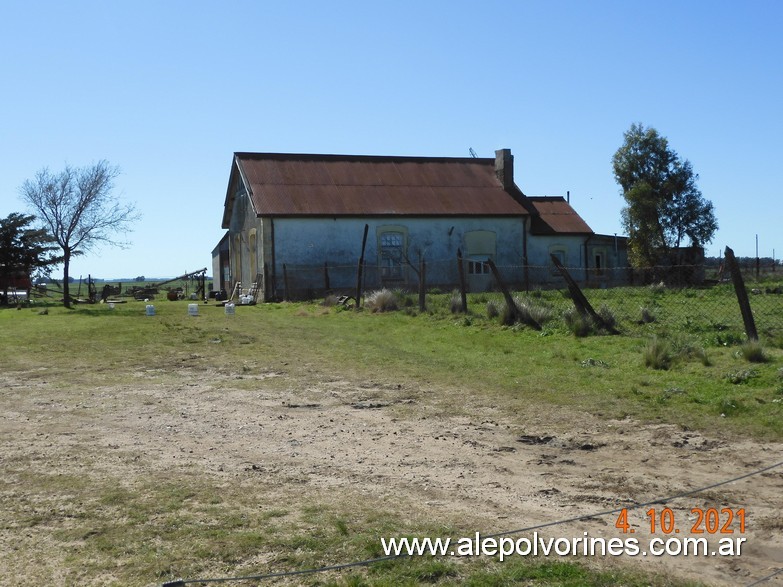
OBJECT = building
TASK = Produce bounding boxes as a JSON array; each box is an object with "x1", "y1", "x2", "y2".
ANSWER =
[{"x1": 215, "y1": 149, "x2": 628, "y2": 301}]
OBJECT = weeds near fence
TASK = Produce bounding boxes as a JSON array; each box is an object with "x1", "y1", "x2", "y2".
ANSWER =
[
  {"x1": 740, "y1": 340, "x2": 768, "y2": 363},
  {"x1": 644, "y1": 336, "x2": 672, "y2": 370}
]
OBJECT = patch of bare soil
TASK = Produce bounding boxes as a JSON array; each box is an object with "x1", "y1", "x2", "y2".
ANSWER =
[{"x1": 1, "y1": 366, "x2": 782, "y2": 586}]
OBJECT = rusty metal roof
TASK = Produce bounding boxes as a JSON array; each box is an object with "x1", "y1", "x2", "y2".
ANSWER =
[
  {"x1": 230, "y1": 152, "x2": 529, "y2": 218},
  {"x1": 527, "y1": 197, "x2": 593, "y2": 235}
]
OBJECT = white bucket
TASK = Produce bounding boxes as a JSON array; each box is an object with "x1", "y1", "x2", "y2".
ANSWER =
[
  {"x1": 225, "y1": 302, "x2": 235, "y2": 315},
  {"x1": 145, "y1": 304, "x2": 155, "y2": 316},
  {"x1": 188, "y1": 303, "x2": 199, "y2": 316}
]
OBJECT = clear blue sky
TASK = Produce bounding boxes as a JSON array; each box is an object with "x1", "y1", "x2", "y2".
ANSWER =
[{"x1": 2, "y1": 0, "x2": 781, "y2": 279}]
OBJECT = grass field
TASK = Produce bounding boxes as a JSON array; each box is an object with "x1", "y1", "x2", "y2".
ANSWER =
[{"x1": 1, "y1": 287, "x2": 782, "y2": 586}]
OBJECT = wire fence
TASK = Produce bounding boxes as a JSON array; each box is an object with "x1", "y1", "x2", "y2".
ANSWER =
[{"x1": 268, "y1": 259, "x2": 783, "y2": 340}]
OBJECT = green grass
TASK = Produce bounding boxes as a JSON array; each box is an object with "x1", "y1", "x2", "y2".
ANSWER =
[
  {"x1": 2, "y1": 291, "x2": 782, "y2": 436},
  {"x1": 1, "y1": 289, "x2": 781, "y2": 585}
]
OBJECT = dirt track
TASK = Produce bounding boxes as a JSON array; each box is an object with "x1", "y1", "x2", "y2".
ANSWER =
[{"x1": 2, "y1": 365, "x2": 782, "y2": 586}]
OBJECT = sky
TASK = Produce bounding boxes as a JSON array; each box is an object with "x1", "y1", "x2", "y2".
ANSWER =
[{"x1": 1, "y1": 0, "x2": 781, "y2": 279}]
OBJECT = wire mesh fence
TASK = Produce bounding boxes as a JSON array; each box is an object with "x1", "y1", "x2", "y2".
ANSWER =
[{"x1": 272, "y1": 258, "x2": 783, "y2": 340}]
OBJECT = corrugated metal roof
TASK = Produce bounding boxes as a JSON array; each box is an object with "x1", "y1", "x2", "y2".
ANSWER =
[
  {"x1": 232, "y1": 152, "x2": 528, "y2": 217},
  {"x1": 527, "y1": 197, "x2": 593, "y2": 235}
]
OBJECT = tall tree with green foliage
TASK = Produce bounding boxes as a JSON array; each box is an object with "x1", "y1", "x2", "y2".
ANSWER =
[
  {"x1": 612, "y1": 123, "x2": 718, "y2": 267},
  {"x1": 0, "y1": 212, "x2": 60, "y2": 303},
  {"x1": 19, "y1": 161, "x2": 139, "y2": 307}
]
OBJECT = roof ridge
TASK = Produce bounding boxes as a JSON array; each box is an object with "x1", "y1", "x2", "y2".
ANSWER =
[{"x1": 234, "y1": 152, "x2": 494, "y2": 164}]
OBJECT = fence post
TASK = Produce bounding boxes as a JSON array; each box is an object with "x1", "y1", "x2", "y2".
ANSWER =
[
  {"x1": 551, "y1": 254, "x2": 619, "y2": 334},
  {"x1": 725, "y1": 246, "x2": 759, "y2": 341},
  {"x1": 486, "y1": 259, "x2": 542, "y2": 330},
  {"x1": 282, "y1": 264, "x2": 289, "y2": 301},
  {"x1": 418, "y1": 258, "x2": 426, "y2": 312},
  {"x1": 456, "y1": 249, "x2": 468, "y2": 313},
  {"x1": 323, "y1": 262, "x2": 330, "y2": 291},
  {"x1": 263, "y1": 262, "x2": 270, "y2": 301},
  {"x1": 356, "y1": 224, "x2": 369, "y2": 309}
]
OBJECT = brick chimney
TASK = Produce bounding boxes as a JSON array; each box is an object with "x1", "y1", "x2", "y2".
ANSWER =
[{"x1": 495, "y1": 148, "x2": 514, "y2": 190}]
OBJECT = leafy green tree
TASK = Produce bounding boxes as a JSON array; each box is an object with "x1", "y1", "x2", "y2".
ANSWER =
[
  {"x1": 0, "y1": 212, "x2": 60, "y2": 303},
  {"x1": 613, "y1": 123, "x2": 717, "y2": 267},
  {"x1": 19, "y1": 161, "x2": 139, "y2": 307}
]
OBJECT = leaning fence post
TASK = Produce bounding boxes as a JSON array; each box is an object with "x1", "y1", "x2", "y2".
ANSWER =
[
  {"x1": 725, "y1": 246, "x2": 758, "y2": 341},
  {"x1": 551, "y1": 254, "x2": 619, "y2": 334},
  {"x1": 456, "y1": 249, "x2": 468, "y2": 313},
  {"x1": 486, "y1": 259, "x2": 542, "y2": 330}
]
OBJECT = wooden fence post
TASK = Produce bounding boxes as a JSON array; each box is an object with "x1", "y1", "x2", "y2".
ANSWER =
[
  {"x1": 356, "y1": 224, "x2": 369, "y2": 309},
  {"x1": 725, "y1": 246, "x2": 759, "y2": 341},
  {"x1": 282, "y1": 264, "x2": 289, "y2": 301},
  {"x1": 323, "y1": 262, "x2": 330, "y2": 291},
  {"x1": 551, "y1": 254, "x2": 619, "y2": 334},
  {"x1": 486, "y1": 259, "x2": 542, "y2": 329},
  {"x1": 418, "y1": 258, "x2": 426, "y2": 312},
  {"x1": 456, "y1": 249, "x2": 468, "y2": 313}
]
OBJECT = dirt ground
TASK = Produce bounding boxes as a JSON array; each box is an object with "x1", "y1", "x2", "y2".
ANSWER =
[{"x1": 2, "y1": 363, "x2": 782, "y2": 586}]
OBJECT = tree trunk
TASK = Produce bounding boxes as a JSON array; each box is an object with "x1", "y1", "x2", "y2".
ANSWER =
[{"x1": 62, "y1": 252, "x2": 71, "y2": 308}]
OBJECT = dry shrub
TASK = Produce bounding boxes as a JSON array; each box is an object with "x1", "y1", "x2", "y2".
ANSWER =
[
  {"x1": 499, "y1": 296, "x2": 552, "y2": 328},
  {"x1": 365, "y1": 289, "x2": 399, "y2": 313},
  {"x1": 449, "y1": 291, "x2": 464, "y2": 313}
]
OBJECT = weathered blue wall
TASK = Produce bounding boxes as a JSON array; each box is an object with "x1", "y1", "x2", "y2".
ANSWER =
[{"x1": 270, "y1": 216, "x2": 526, "y2": 294}]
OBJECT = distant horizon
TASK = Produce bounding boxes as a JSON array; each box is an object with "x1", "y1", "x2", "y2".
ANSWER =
[
  {"x1": 36, "y1": 249, "x2": 780, "y2": 285},
  {"x1": 39, "y1": 276, "x2": 215, "y2": 284}
]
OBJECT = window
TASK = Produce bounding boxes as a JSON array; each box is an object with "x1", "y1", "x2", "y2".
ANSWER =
[
  {"x1": 464, "y1": 230, "x2": 496, "y2": 278},
  {"x1": 467, "y1": 260, "x2": 490, "y2": 275},
  {"x1": 594, "y1": 252, "x2": 604, "y2": 275},
  {"x1": 549, "y1": 247, "x2": 566, "y2": 275},
  {"x1": 379, "y1": 231, "x2": 404, "y2": 278}
]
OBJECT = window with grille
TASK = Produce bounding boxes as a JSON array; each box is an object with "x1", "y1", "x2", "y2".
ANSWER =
[
  {"x1": 380, "y1": 231, "x2": 404, "y2": 278},
  {"x1": 467, "y1": 260, "x2": 490, "y2": 275}
]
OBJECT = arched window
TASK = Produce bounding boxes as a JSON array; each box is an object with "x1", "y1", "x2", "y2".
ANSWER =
[{"x1": 377, "y1": 226, "x2": 408, "y2": 280}]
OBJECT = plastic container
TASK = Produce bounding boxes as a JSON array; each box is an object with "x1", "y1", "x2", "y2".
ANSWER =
[
  {"x1": 145, "y1": 304, "x2": 155, "y2": 316},
  {"x1": 225, "y1": 302, "x2": 235, "y2": 316},
  {"x1": 188, "y1": 303, "x2": 199, "y2": 316}
]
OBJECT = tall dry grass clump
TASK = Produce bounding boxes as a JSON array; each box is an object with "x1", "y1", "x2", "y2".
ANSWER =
[{"x1": 365, "y1": 289, "x2": 399, "y2": 313}]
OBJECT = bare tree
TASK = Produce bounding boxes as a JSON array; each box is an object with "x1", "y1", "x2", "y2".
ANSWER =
[{"x1": 19, "y1": 161, "x2": 139, "y2": 307}]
